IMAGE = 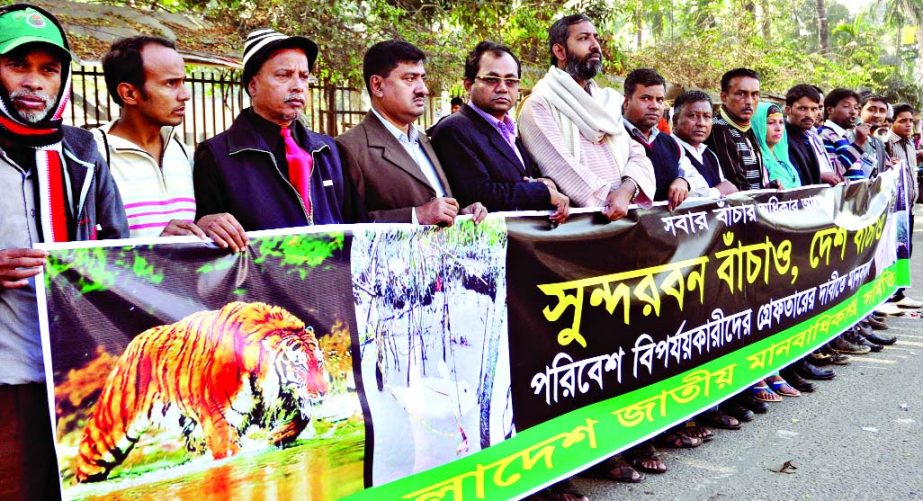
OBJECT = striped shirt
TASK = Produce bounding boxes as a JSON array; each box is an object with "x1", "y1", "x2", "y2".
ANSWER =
[
  {"x1": 518, "y1": 94, "x2": 654, "y2": 208},
  {"x1": 93, "y1": 122, "x2": 196, "y2": 237},
  {"x1": 817, "y1": 120, "x2": 864, "y2": 175},
  {"x1": 705, "y1": 112, "x2": 765, "y2": 191}
]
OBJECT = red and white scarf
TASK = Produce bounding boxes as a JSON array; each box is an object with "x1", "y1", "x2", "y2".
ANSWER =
[{"x1": 0, "y1": 64, "x2": 72, "y2": 242}]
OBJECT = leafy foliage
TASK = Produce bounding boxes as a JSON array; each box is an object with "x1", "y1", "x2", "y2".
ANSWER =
[{"x1": 100, "y1": 0, "x2": 922, "y2": 105}]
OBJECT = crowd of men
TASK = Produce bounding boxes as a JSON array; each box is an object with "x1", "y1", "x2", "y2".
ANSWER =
[{"x1": 1, "y1": 4, "x2": 920, "y2": 500}]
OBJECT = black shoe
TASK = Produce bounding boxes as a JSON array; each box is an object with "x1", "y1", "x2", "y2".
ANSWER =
[
  {"x1": 780, "y1": 367, "x2": 816, "y2": 392},
  {"x1": 735, "y1": 394, "x2": 769, "y2": 414},
  {"x1": 721, "y1": 401, "x2": 754, "y2": 422},
  {"x1": 866, "y1": 316, "x2": 889, "y2": 330},
  {"x1": 871, "y1": 313, "x2": 886, "y2": 322},
  {"x1": 865, "y1": 331, "x2": 897, "y2": 345},
  {"x1": 794, "y1": 360, "x2": 835, "y2": 380},
  {"x1": 857, "y1": 321, "x2": 877, "y2": 339}
]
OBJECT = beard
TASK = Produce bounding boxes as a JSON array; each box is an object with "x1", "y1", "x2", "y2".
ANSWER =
[
  {"x1": 564, "y1": 50, "x2": 602, "y2": 82},
  {"x1": 10, "y1": 89, "x2": 54, "y2": 123}
]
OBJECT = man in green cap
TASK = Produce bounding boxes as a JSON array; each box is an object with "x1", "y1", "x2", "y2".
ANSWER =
[{"x1": 0, "y1": 4, "x2": 128, "y2": 498}]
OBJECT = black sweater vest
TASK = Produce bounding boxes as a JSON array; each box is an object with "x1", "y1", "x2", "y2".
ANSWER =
[
  {"x1": 683, "y1": 145, "x2": 723, "y2": 188},
  {"x1": 627, "y1": 128, "x2": 682, "y2": 201}
]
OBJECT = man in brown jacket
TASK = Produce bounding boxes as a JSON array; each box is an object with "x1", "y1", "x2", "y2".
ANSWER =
[{"x1": 336, "y1": 40, "x2": 486, "y2": 225}]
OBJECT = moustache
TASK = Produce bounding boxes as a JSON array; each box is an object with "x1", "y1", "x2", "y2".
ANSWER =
[{"x1": 10, "y1": 89, "x2": 50, "y2": 105}]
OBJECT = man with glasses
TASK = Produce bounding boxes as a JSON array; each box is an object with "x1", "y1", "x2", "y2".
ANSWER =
[{"x1": 430, "y1": 41, "x2": 567, "y2": 224}]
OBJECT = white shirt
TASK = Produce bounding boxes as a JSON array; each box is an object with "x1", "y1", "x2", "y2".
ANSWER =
[
  {"x1": 622, "y1": 118, "x2": 713, "y2": 198},
  {"x1": 369, "y1": 107, "x2": 446, "y2": 224},
  {"x1": 673, "y1": 136, "x2": 725, "y2": 199},
  {"x1": 93, "y1": 122, "x2": 196, "y2": 237}
]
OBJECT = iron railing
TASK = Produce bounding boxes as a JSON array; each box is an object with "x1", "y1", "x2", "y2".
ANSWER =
[{"x1": 66, "y1": 65, "x2": 451, "y2": 145}]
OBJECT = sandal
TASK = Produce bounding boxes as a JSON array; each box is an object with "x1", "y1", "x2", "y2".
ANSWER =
[
  {"x1": 584, "y1": 456, "x2": 644, "y2": 483},
  {"x1": 655, "y1": 430, "x2": 702, "y2": 449},
  {"x1": 683, "y1": 422, "x2": 715, "y2": 442},
  {"x1": 768, "y1": 378, "x2": 801, "y2": 397},
  {"x1": 629, "y1": 453, "x2": 667, "y2": 474},
  {"x1": 528, "y1": 479, "x2": 588, "y2": 501},
  {"x1": 750, "y1": 383, "x2": 782, "y2": 402},
  {"x1": 698, "y1": 409, "x2": 741, "y2": 430}
]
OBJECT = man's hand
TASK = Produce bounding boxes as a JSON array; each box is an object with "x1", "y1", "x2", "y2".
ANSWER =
[
  {"x1": 602, "y1": 181, "x2": 635, "y2": 221},
  {"x1": 716, "y1": 180, "x2": 738, "y2": 196},
  {"x1": 854, "y1": 123, "x2": 871, "y2": 146},
  {"x1": 0, "y1": 248, "x2": 48, "y2": 289},
  {"x1": 820, "y1": 171, "x2": 842, "y2": 186},
  {"x1": 460, "y1": 202, "x2": 488, "y2": 224},
  {"x1": 548, "y1": 185, "x2": 569, "y2": 225},
  {"x1": 416, "y1": 197, "x2": 459, "y2": 226},
  {"x1": 667, "y1": 178, "x2": 689, "y2": 211},
  {"x1": 196, "y1": 213, "x2": 249, "y2": 252},
  {"x1": 160, "y1": 219, "x2": 207, "y2": 238}
]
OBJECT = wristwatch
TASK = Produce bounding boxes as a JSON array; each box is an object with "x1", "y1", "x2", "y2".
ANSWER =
[{"x1": 621, "y1": 176, "x2": 639, "y2": 202}]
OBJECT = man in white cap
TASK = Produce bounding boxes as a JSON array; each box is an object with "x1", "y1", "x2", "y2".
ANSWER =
[
  {"x1": 0, "y1": 4, "x2": 128, "y2": 498},
  {"x1": 193, "y1": 28, "x2": 355, "y2": 229}
]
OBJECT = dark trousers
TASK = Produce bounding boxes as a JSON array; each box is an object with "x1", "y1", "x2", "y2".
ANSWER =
[
  {"x1": 0, "y1": 384, "x2": 61, "y2": 501},
  {"x1": 890, "y1": 213, "x2": 915, "y2": 302}
]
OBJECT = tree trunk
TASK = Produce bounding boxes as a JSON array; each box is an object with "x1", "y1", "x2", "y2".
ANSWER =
[
  {"x1": 635, "y1": 5, "x2": 643, "y2": 49},
  {"x1": 759, "y1": 0, "x2": 771, "y2": 41},
  {"x1": 816, "y1": 0, "x2": 829, "y2": 57}
]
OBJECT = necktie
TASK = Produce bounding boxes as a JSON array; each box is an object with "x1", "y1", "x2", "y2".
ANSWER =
[{"x1": 281, "y1": 126, "x2": 314, "y2": 218}]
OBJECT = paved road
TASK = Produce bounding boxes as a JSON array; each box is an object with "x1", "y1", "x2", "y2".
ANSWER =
[{"x1": 578, "y1": 209, "x2": 923, "y2": 501}]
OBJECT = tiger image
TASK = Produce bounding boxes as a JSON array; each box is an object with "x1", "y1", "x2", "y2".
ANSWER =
[{"x1": 74, "y1": 301, "x2": 329, "y2": 483}]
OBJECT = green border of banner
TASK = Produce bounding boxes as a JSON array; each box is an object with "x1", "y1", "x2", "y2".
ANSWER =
[{"x1": 347, "y1": 258, "x2": 908, "y2": 501}]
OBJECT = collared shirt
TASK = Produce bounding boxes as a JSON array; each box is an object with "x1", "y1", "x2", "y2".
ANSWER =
[
  {"x1": 467, "y1": 101, "x2": 524, "y2": 166},
  {"x1": 673, "y1": 135, "x2": 726, "y2": 199},
  {"x1": 817, "y1": 120, "x2": 864, "y2": 175},
  {"x1": 887, "y1": 130, "x2": 918, "y2": 172},
  {"x1": 93, "y1": 121, "x2": 196, "y2": 237},
  {"x1": 805, "y1": 128, "x2": 836, "y2": 174},
  {"x1": 847, "y1": 125, "x2": 890, "y2": 174},
  {"x1": 623, "y1": 118, "x2": 712, "y2": 198},
  {"x1": 886, "y1": 129, "x2": 919, "y2": 203},
  {"x1": 370, "y1": 106, "x2": 446, "y2": 198},
  {"x1": 370, "y1": 106, "x2": 446, "y2": 224},
  {"x1": 518, "y1": 88, "x2": 655, "y2": 208}
]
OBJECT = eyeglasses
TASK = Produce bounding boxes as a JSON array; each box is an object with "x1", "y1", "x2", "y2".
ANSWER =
[{"x1": 475, "y1": 76, "x2": 521, "y2": 88}]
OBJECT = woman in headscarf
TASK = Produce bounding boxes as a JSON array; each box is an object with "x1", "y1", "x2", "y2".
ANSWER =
[
  {"x1": 744, "y1": 102, "x2": 804, "y2": 401},
  {"x1": 753, "y1": 102, "x2": 802, "y2": 188}
]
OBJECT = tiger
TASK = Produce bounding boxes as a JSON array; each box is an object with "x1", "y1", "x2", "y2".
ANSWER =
[{"x1": 74, "y1": 301, "x2": 329, "y2": 483}]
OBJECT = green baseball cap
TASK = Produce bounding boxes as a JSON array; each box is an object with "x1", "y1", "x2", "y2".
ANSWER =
[{"x1": 0, "y1": 6, "x2": 71, "y2": 62}]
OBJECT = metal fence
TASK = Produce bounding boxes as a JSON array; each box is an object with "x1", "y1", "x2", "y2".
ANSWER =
[{"x1": 66, "y1": 65, "x2": 450, "y2": 145}]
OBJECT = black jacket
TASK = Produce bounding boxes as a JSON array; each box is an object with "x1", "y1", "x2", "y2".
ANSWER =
[
  {"x1": 193, "y1": 109, "x2": 354, "y2": 230},
  {"x1": 785, "y1": 122, "x2": 820, "y2": 185},
  {"x1": 429, "y1": 104, "x2": 549, "y2": 211}
]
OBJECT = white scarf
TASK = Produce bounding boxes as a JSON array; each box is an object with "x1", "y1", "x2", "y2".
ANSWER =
[{"x1": 528, "y1": 66, "x2": 629, "y2": 169}]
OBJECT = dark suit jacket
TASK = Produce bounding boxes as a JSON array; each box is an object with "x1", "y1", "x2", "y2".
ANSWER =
[
  {"x1": 430, "y1": 104, "x2": 549, "y2": 211},
  {"x1": 336, "y1": 111, "x2": 452, "y2": 223},
  {"x1": 785, "y1": 121, "x2": 821, "y2": 186}
]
